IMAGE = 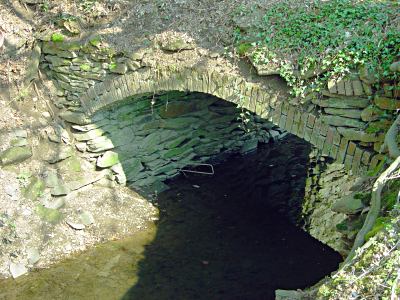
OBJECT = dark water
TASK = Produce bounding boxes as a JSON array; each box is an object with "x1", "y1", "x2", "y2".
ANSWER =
[
  {"x1": 123, "y1": 136, "x2": 342, "y2": 300},
  {"x1": 0, "y1": 136, "x2": 342, "y2": 300}
]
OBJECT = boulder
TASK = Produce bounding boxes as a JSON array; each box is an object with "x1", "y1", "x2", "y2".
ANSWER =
[{"x1": 0, "y1": 146, "x2": 32, "y2": 166}]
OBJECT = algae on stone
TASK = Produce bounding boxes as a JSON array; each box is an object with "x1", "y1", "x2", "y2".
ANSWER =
[{"x1": 0, "y1": 146, "x2": 32, "y2": 166}]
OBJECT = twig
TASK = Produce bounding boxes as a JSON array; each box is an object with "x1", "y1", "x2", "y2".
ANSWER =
[{"x1": 33, "y1": 82, "x2": 55, "y2": 119}]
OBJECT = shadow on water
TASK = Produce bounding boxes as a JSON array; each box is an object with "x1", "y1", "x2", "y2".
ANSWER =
[
  {"x1": 0, "y1": 136, "x2": 342, "y2": 300},
  {"x1": 122, "y1": 136, "x2": 342, "y2": 300}
]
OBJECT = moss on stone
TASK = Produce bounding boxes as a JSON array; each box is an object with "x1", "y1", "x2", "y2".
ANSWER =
[
  {"x1": 80, "y1": 64, "x2": 91, "y2": 71},
  {"x1": 36, "y1": 205, "x2": 62, "y2": 224},
  {"x1": 51, "y1": 33, "x2": 65, "y2": 43},
  {"x1": 23, "y1": 177, "x2": 45, "y2": 201}
]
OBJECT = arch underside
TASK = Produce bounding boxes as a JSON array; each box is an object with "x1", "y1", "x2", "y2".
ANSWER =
[{"x1": 78, "y1": 68, "x2": 380, "y2": 176}]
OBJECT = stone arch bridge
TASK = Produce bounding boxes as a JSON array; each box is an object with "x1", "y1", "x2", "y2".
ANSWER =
[
  {"x1": 40, "y1": 38, "x2": 385, "y2": 177},
  {"x1": 79, "y1": 68, "x2": 379, "y2": 176}
]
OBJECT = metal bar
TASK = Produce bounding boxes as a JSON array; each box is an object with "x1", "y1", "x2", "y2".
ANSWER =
[{"x1": 179, "y1": 163, "x2": 214, "y2": 175}]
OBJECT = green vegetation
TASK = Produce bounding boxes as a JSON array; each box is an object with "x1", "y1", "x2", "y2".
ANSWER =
[
  {"x1": 80, "y1": 64, "x2": 91, "y2": 71},
  {"x1": 36, "y1": 205, "x2": 62, "y2": 224},
  {"x1": 51, "y1": 33, "x2": 65, "y2": 43},
  {"x1": 234, "y1": 0, "x2": 400, "y2": 97}
]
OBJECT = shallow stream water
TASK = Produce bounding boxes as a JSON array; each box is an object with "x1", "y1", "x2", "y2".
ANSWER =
[{"x1": 0, "y1": 136, "x2": 342, "y2": 300}]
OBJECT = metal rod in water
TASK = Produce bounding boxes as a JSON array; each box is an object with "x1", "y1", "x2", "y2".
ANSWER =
[{"x1": 179, "y1": 163, "x2": 214, "y2": 175}]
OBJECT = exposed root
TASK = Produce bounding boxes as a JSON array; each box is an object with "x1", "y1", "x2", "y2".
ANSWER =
[
  {"x1": 381, "y1": 113, "x2": 400, "y2": 159},
  {"x1": 343, "y1": 114, "x2": 400, "y2": 266}
]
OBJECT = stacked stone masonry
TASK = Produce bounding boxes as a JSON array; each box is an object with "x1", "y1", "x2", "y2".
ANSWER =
[
  {"x1": 40, "y1": 39, "x2": 395, "y2": 177},
  {"x1": 70, "y1": 91, "x2": 281, "y2": 193},
  {"x1": 76, "y1": 70, "x2": 383, "y2": 176}
]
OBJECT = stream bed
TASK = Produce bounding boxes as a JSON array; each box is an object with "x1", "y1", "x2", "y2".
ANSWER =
[{"x1": 0, "y1": 136, "x2": 342, "y2": 300}]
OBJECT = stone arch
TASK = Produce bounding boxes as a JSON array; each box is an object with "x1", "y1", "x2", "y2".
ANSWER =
[{"x1": 78, "y1": 67, "x2": 379, "y2": 175}]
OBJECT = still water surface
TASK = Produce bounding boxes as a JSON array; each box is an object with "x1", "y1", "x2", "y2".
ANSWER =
[{"x1": 0, "y1": 136, "x2": 342, "y2": 300}]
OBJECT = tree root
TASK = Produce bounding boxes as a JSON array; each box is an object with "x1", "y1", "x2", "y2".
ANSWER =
[{"x1": 343, "y1": 113, "x2": 400, "y2": 266}]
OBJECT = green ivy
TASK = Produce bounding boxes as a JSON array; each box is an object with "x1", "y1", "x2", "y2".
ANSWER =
[{"x1": 234, "y1": 0, "x2": 400, "y2": 96}]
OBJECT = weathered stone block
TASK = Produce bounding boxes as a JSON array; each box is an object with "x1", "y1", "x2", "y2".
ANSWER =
[
  {"x1": 336, "y1": 80, "x2": 346, "y2": 95},
  {"x1": 344, "y1": 154, "x2": 353, "y2": 170},
  {"x1": 361, "y1": 150, "x2": 372, "y2": 166},
  {"x1": 347, "y1": 141, "x2": 357, "y2": 156},
  {"x1": 97, "y1": 151, "x2": 120, "y2": 168},
  {"x1": 323, "y1": 127, "x2": 335, "y2": 155},
  {"x1": 344, "y1": 81, "x2": 353, "y2": 96},
  {"x1": 320, "y1": 115, "x2": 366, "y2": 128},
  {"x1": 337, "y1": 138, "x2": 349, "y2": 163},
  {"x1": 359, "y1": 65, "x2": 377, "y2": 85},
  {"x1": 324, "y1": 108, "x2": 362, "y2": 119},
  {"x1": 310, "y1": 119, "x2": 321, "y2": 146},
  {"x1": 307, "y1": 113, "x2": 316, "y2": 128},
  {"x1": 362, "y1": 83, "x2": 372, "y2": 96},
  {"x1": 271, "y1": 104, "x2": 282, "y2": 124},
  {"x1": 297, "y1": 112, "x2": 308, "y2": 139},
  {"x1": 60, "y1": 111, "x2": 91, "y2": 125},
  {"x1": 327, "y1": 79, "x2": 337, "y2": 94},
  {"x1": 278, "y1": 114, "x2": 287, "y2": 129},
  {"x1": 316, "y1": 134, "x2": 325, "y2": 151},
  {"x1": 291, "y1": 110, "x2": 302, "y2": 136},
  {"x1": 352, "y1": 80, "x2": 364, "y2": 96},
  {"x1": 332, "y1": 194, "x2": 363, "y2": 214},
  {"x1": 374, "y1": 95, "x2": 400, "y2": 110},
  {"x1": 0, "y1": 146, "x2": 32, "y2": 166},
  {"x1": 330, "y1": 144, "x2": 339, "y2": 160},
  {"x1": 304, "y1": 126, "x2": 313, "y2": 142},
  {"x1": 352, "y1": 147, "x2": 363, "y2": 174},
  {"x1": 312, "y1": 96, "x2": 370, "y2": 109},
  {"x1": 285, "y1": 106, "x2": 295, "y2": 132},
  {"x1": 369, "y1": 154, "x2": 385, "y2": 171}
]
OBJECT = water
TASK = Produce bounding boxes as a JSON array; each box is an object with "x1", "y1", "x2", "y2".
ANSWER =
[{"x1": 0, "y1": 136, "x2": 342, "y2": 300}]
